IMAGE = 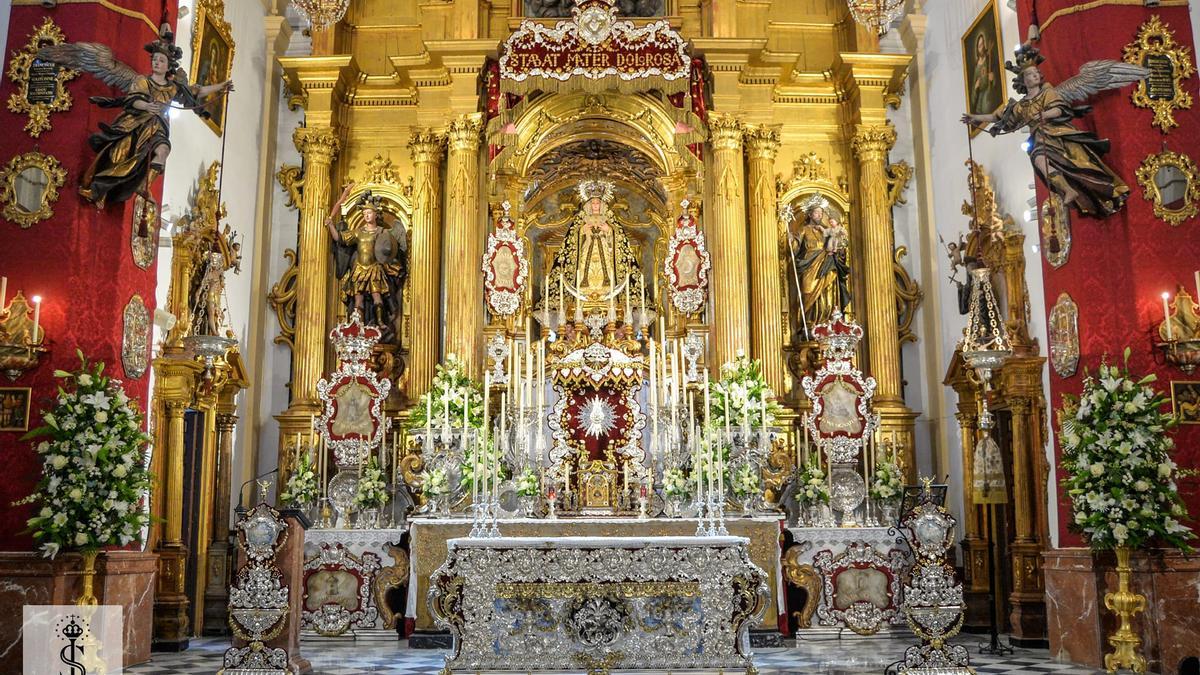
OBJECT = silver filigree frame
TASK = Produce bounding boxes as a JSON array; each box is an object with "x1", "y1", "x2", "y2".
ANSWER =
[
  {"x1": 663, "y1": 208, "x2": 711, "y2": 316},
  {"x1": 483, "y1": 201, "x2": 529, "y2": 318},
  {"x1": 301, "y1": 543, "x2": 383, "y2": 636},
  {"x1": 812, "y1": 542, "x2": 908, "y2": 635}
]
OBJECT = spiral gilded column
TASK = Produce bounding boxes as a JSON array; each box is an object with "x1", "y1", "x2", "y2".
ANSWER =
[
  {"x1": 445, "y1": 114, "x2": 484, "y2": 375},
  {"x1": 707, "y1": 113, "x2": 750, "y2": 368},
  {"x1": 291, "y1": 127, "x2": 341, "y2": 406},
  {"x1": 744, "y1": 125, "x2": 784, "y2": 394},
  {"x1": 408, "y1": 130, "x2": 447, "y2": 398}
]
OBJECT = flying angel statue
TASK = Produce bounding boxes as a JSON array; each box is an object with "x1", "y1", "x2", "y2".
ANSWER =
[
  {"x1": 36, "y1": 24, "x2": 233, "y2": 214},
  {"x1": 962, "y1": 44, "x2": 1149, "y2": 218}
]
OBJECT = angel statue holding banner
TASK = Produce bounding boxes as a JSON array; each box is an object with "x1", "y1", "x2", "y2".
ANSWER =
[
  {"x1": 37, "y1": 23, "x2": 233, "y2": 213},
  {"x1": 326, "y1": 183, "x2": 409, "y2": 330},
  {"x1": 961, "y1": 44, "x2": 1148, "y2": 218}
]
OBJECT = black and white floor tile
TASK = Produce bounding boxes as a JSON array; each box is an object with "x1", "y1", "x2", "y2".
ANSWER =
[{"x1": 127, "y1": 635, "x2": 1105, "y2": 674}]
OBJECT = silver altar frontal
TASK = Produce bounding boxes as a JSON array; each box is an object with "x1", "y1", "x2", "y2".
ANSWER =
[{"x1": 428, "y1": 535, "x2": 767, "y2": 674}]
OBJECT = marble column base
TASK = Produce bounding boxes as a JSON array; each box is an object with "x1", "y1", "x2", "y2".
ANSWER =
[
  {"x1": 1044, "y1": 547, "x2": 1200, "y2": 673},
  {"x1": 0, "y1": 550, "x2": 157, "y2": 672}
]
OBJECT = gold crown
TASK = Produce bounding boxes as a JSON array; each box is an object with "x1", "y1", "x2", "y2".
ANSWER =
[{"x1": 577, "y1": 178, "x2": 615, "y2": 204}]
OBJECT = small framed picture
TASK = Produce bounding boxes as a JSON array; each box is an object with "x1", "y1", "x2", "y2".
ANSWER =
[
  {"x1": 1171, "y1": 381, "x2": 1200, "y2": 424},
  {"x1": 961, "y1": 0, "x2": 1007, "y2": 136},
  {"x1": 0, "y1": 387, "x2": 32, "y2": 432}
]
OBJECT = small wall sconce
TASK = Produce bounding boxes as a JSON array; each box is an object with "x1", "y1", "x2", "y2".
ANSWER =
[
  {"x1": 0, "y1": 277, "x2": 48, "y2": 381},
  {"x1": 1154, "y1": 283, "x2": 1200, "y2": 374}
]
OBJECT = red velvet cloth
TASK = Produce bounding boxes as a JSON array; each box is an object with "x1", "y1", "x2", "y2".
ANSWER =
[
  {"x1": 0, "y1": 2, "x2": 172, "y2": 550},
  {"x1": 562, "y1": 386, "x2": 637, "y2": 462},
  {"x1": 1015, "y1": 1, "x2": 1200, "y2": 546}
]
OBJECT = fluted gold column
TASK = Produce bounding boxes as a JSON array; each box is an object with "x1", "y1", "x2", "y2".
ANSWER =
[
  {"x1": 707, "y1": 113, "x2": 749, "y2": 368},
  {"x1": 851, "y1": 123, "x2": 902, "y2": 403},
  {"x1": 445, "y1": 114, "x2": 484, "y2": 375},
  {"x1": 164, "y1": 400, "x2": 187, "y2": 544},
  {"x1": 744, "y1": 125, "x2": 784, "y2": 393},
  {"x1": 291, "y1": 127, "x2": 341, "y2": 406},
  {"x1": 409, "y1": 130, "x2": 447, "y2": 398}
]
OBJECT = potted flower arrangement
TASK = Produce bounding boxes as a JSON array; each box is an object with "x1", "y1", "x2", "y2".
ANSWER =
[
  {"x1": 460, "y1": 439, "x2": 507, "y2": 496},
  {"x1": 408, "y1": 354, "x2": 485, "y2": 433},
  {"x1": 709, "y1": 352, "x2": 779, "y2": 450},
  {"x1": 662, "y1": 467, "x2": 689, "y2": 517},
  {"x1": 515, "y1": 467, "x2": 540, "y2": 517},
  {"x1": 419, "y1": 466, "x2": 449, "y2": 517},
  {"x1": 353, "y1": 457, "x2": 389, "y2": 528},
  {"x1": 732, "y1": 464, "x2": 760, "y2": 515},
  {"x1": 1058, "y1": 351, "x2": 1194, "y2": 671},
  {"x1": 869, "y1": 457, "x2": 904, "y2": 525},
  {"x1": 794, "y1": 463, "x2": 831, "y2": 526},
  {"x1": 279, "y1": 450, "x2": 319, "y2": 513},
  {"x1": 19, "y1": 353, "x2": 153, "y2": 603}
]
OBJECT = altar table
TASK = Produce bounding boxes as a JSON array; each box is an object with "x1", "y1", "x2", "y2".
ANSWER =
[
  {"x1": 428, "y1": 535, "x2": 766, "y2": 674},
  {"x1": 407, "y1": 516, "x2": 783, "y2": 631}
]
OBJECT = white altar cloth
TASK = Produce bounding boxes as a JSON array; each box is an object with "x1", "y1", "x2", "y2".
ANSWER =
[{"x1": 428, "y1": 534, "x2": 766, "y2": 673}]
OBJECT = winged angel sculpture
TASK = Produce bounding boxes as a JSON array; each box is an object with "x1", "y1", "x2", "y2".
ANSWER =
[
  {"x1": 962, "y1": 45, "x2": 1148, "y2": 218},
  {"x1": 36, "y1": 24, "x2": 233, "y2": 210}
]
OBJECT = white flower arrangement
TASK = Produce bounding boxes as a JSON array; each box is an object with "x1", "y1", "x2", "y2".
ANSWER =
[
  {"x1": 459, "y1": 439, "x2": 507, "y2": 491},
  {"x1": 420, "y1": 467, "x2": 449, "y2": 497},
  {"x1": 408, "y1": 354, "x2": 484, "y2": 431},
  {"x1": 1059, "y1": 350, "x2": 1193, "y2": 552},
  {"x1": 870, "y1": 459, "x2": 904, "y2": 501},
  {"x1": 515, "y1": 468, "x2": 540, "y2": 497},
  {"x1": 353, "y1": 457, "x2": 389, "y2": 509},
  {"x1": 662, "y1": 468, "x2": 689, "y2": 498},
  {"x1": 20, "y1": 352, "x2": 153, "y2": 559},
  {"x1": 795, "y1": 463, "x2": 830, "y2": 506},
  {"x1": 732, "y1": 464, "x2": 760, "y2": 497},
  {"x1": 709, "y1": 352, "x2": 779, "y2": 430},
  {"x1": 279, "y1": 450, "x2": 319, "y2": 506}
]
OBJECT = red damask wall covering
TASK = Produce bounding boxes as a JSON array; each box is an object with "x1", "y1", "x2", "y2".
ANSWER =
[
  {"x1": 1016, "y1": 0, "x2": 1200, "y2": 545},
  {"x1": 0, "y1": 2, "x2": 174, "y2": 550}
]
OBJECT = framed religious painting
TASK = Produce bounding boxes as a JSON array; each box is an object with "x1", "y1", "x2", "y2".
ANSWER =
[
  {"x1": 0, "y1": 387, "x2": 32, "y2": 432},
  {"x1": 189, "y1": 0, "x2": 234, "y2": 136},
  {"x1": 961, "y1": 0, "x2": 1006, "y2": 137},
  {"x1": 1171, "y1": 381, "x2": 1200, "y2": 424}
]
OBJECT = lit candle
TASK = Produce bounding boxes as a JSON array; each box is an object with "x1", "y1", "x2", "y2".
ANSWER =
[
  {"x1": 704, "y1": 370, "x2": 714, "y2": 499},
  {"x1": 31, "y1": 295, "x2": 41, "y2": 343},
  {"x1": 1163, "y1": 292, "x2": 1175, "y2": 341},
  {"x1": 559, "y1": 272, "x2": 564, "y2": 313},
  {"x1": 624, "y1": 275, "x2": 631, "y2": 324},
  {"x1": 0, "y1": 276, "x2": 6, "y2": 309},
  {"x1": 802, "y1": 412, "x2": 810, "y2": 467}
]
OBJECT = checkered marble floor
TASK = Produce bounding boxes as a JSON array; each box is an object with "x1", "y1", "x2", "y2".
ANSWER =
[{"x1": 127, "y1": 634, "x2": 1106, "y2": 675}]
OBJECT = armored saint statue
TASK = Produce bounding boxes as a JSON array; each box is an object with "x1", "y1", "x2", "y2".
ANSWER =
[
  {"x1": 787, "y1": 196, "x2": 851, "y2": 337},
  {"x1": 326, "y1": 184, "x2": 409, "y2": 329}
]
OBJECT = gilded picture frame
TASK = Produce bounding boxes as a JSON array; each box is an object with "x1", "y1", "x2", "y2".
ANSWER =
[
  {"x1": 1170, "y1": 381, "x2": 1200, "y2": 425},
  {"x1": 961, "y1": 0, "x2": 1007, "y2": 137},
  {"x1": 1123, "y1": 15, "x2": 1194, "y2": 133},
  {"x1": 1135, "y1": 149, "x2": 1200, "y2": 226},
  {"x1": 1048, "y1": 292, "x2": 1079, "y2": 378},
  {"x1": 0, "y1": 387, "x2": 32, "y2": 432},
  {"x1": 5, "y1": 18, "x2": 77, "y2": 138},
  {"x1": 189, "y1": 0, "x2": 234, "y2": 136},
  {"x1": 0, "y1": 151, "x2": 67, "y2": 228}
]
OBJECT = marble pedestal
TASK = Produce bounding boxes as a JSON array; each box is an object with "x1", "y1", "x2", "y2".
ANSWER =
[
  {"x1": 1044, "y1": 547, "x2": 1200, "y2": 673},
  {"x1": 0, "y1": 550, "x2": 157, "y2": 671}
]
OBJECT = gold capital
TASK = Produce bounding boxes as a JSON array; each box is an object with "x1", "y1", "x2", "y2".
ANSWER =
[
  {"x1": 409, "y1": 129, "x2": 447, "y2": 164},
  {"x1": 446, "y1": 113, "x2": 484, "y2": 153},
  {"x1": 851, "y1": 123, "x2": 897, "y2": 162},
  {"x1": 292, "y1": 126, "x2": 341, "y2": 161},
  {"x1": 708, "y1": 113, "x2": 744, "y2": 152},
  {"x1": 743, "y1": 124, "x2": 781, "y2": 160}
]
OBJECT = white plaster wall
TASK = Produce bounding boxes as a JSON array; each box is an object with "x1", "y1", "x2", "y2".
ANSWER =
[
  {"x1": 155, "y1": 0, "x2": 270, "y2": 516},
  {"x1": 916, "y1": 0, "x2": 1057, "y2": 545}
]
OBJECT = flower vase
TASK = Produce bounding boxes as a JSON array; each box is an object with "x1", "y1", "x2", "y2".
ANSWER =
[
  {"x1": 518, "y1": 495, "x2": 537, "y2": 518},
  {"x1": 426, "y1": 493, "x2": 444, "y2": 518},
  {"x1": 740, "y1": 494, "x2": 756, "y2": 517},
  {"x1": 76, "y1": 550, "x2": 99, "y2": 607},
  {"x1": 665, "y1": 495, "x2": 684, "y2": 518},
  {"x1": 881, "y1": 500, "x2": 899, "y2": 528},
  {"x1": 358, "y1": 507, "x2": 379, "y2": 529},
  {"x1": 1103, "y1": 546, "x2": 1147, "y2": 674}
]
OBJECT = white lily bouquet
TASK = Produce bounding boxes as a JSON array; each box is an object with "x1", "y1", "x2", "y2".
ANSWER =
[
  {"x1": 709, "y1": 352, "x2": 779, "y2": 433},
  {"x1": 20, "y1": 352, "x2": 153, "y2": 558},
  {"x1": 732, "y1": 464, "x2": 760, "y2": 497},
  {"x1": 460, "y1": 439, "x2": 507, "y2": 491},
  {"x1": 795, "y1": 463, "x2": 830, "y2": 506},
  {"x1": 354, "y1": 457, "x2": 389, "y2": 509},
  {"x1": 662, "y1": 468, "x2": 689, "y2": 498},
  {"x1": 420, "y1": 467, "x2": 449, "y2": 497},
  {"x1": 515, "y1": 467, "x2": 540, "y2": 497},
  {"x1": 408, "y1": 354, "x2": 484, "y2": 431},
  {"x1": 869, "y1": 459, "x2": 904, "y2": 502},
  {"x1": 279, "y1": 450, "x2": 319, "y2": 507},
  {"x1": 1059, "y1": 350, "x2": 1193, "y2": 551}
]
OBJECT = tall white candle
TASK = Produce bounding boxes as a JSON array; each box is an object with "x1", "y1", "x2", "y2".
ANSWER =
[
  {"x1": 624, "y1": 275, "x2": 631, "y2": 324},
  {"x1": 1195, "y1": 271, "x2": 1199, "y2": 305},
  {"x1": 559, "y1": 272, "x2": 565, "y2": 312},
  {"x1": 1163, "y1": 292, "x2": 1174, "y2": 341},
  {"x1": 0, "y1": 276, "x2": 6, "y2": 309},
  {"x1": 802, "y1": 412, "x2": 810, "y2": 467},
  {"x1": 704, "y1": 370, "x2": 714, "y2": 499},
  {"x1": 31, "y1": 296, "x2": 41, "y2": 342}
]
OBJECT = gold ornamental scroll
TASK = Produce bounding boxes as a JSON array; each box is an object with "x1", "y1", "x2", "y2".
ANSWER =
[
  {"x1": 744, "y1": 124, "x2": 785, "y2": 394},
  {"x1": 408, "y1": 130, "x2": 446, "y2": 398},
  {"x1": 707, "y1": 113, "x2": 750, "y2": 369},
  {"x1": 445, "y1": 114, "x2": 484, "y2": 376}
]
